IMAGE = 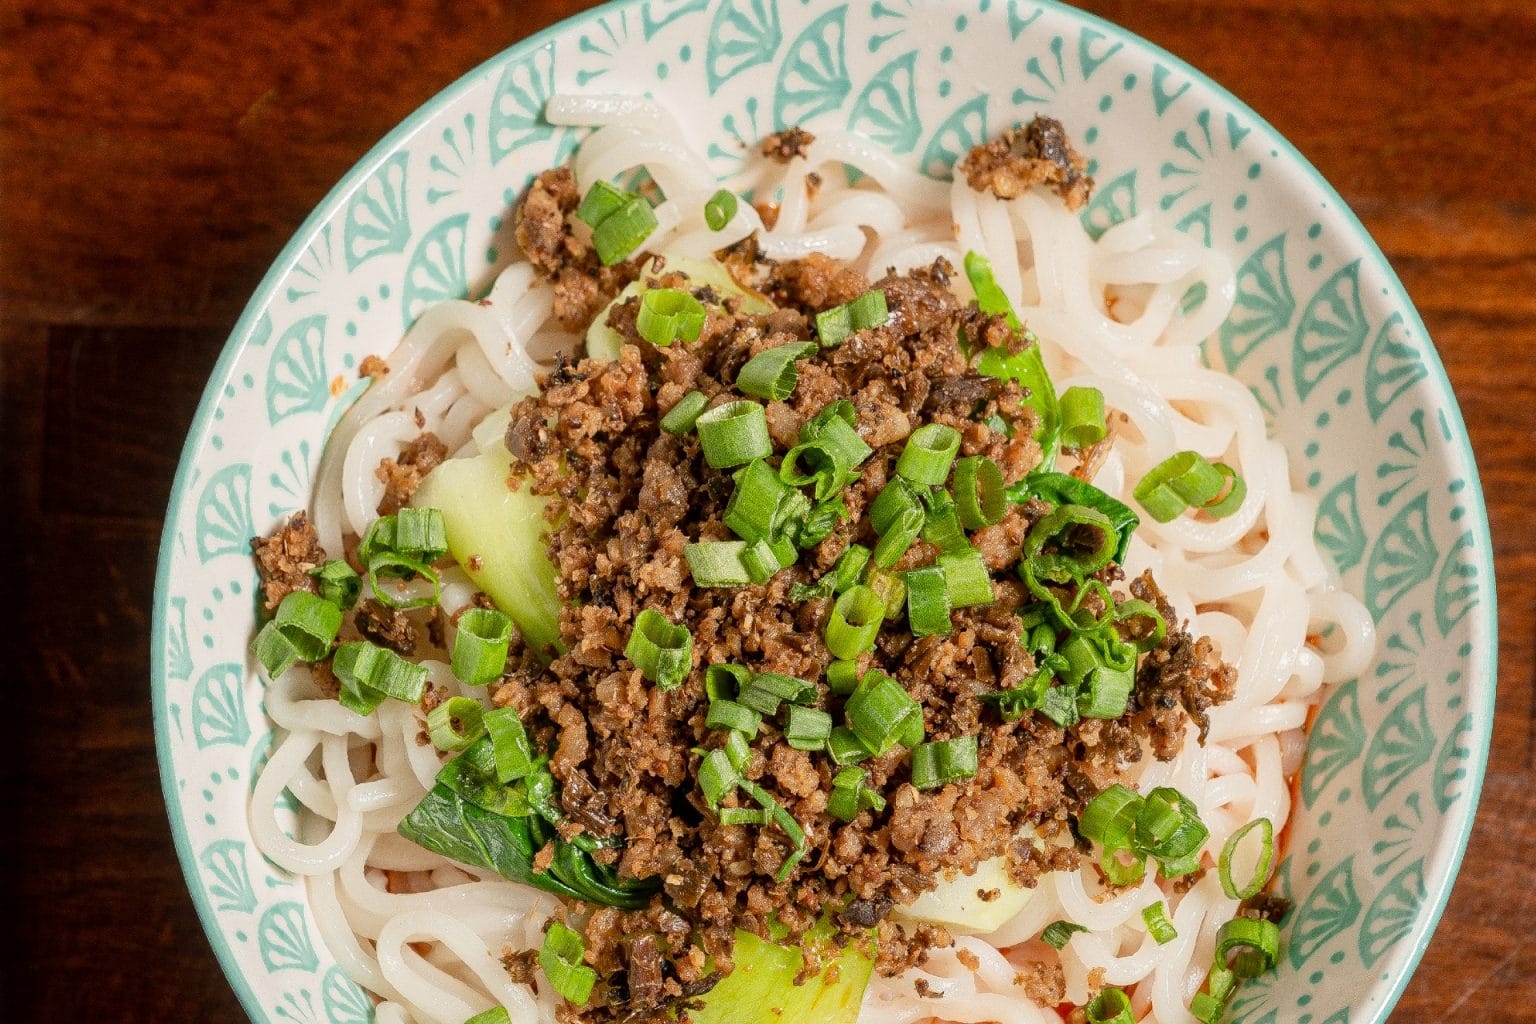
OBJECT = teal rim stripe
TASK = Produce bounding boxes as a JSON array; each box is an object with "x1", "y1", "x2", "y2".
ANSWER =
[{"x1": 151, "y1": 2, "x2": 1497, "y2": 1022}]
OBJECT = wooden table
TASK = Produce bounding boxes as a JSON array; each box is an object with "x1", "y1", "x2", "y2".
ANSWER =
[{"x1": 2, "y1": 0, "x2": 1530, "y2": 1018}]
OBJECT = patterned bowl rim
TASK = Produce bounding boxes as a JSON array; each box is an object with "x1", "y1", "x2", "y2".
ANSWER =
[{"x1": 151, "y1": 1, "x2": 1498, "y2": 1020}]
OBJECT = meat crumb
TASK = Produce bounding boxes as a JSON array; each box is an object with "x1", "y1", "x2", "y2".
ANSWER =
[
  {"x1": 375, "y1": 432, "x2": 448, "y2": 515},
  {"x1": 359, "y1": 354, "x2": 389, "y2": 378},
  {"x1": 760, "y1": 126, "x2": 815, "y2": 163},
  {"x1": 955, "y1": 947, "x2": 981, "y2": 971},
  {"x1": 959, "y1": 116, "x2": 1093, "y2": 210},
  {"x1": 251, "y1": 511, "x2": 325, "y2": 613}
]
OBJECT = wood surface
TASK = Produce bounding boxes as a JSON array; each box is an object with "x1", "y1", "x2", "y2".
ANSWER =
[{"x1": 1, "y1": 0, "x2": 1531, "y2": 1018}]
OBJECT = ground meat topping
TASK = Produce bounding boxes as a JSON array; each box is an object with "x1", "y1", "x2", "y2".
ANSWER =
[
  {"x1": 515, "y1": 167, "x2": 639, "y2": 331},
  {"x1": 375, "y1": 431, "x2": 448, "y2": 516},
  {"x1": 760, "y1": 126, "x2": 815, "y2": 163},
  {"x1": 252, "y1": 511, "x2": 325, "y2": 613},
  {"x1": 960, "y1": 116, "x2": 1094, "y2": 210}
]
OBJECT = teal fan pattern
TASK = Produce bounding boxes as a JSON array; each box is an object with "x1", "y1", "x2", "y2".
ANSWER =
[{"x1": 151, "y1": 3, "x2": 1494, "y2": 1024}]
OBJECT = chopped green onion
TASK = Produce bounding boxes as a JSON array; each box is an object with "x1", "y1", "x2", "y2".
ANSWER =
[
  {"x1": 484, "y1": 707, "x2": 536, "y2": 783},
  {"x1": 576, "y1": 180, "x2": 628, "y2": 227},
  {"x1": 463, "y1": 1009, "x2": 511, "y2": 1024},
  {"x1": 865, "y1": 567, "x2": 907, "y2": 621},
  {"x1": 904, "y1": 564, "x2": 952, "y2": 637},
  {"x1": 1134, "y1": 451, "x2": 1245, "y2": 523},
  {"x1": 896, "y1": 423, "x2": 963, "y2": 486},
  {"x1": 367, "y1": 551, "x2": 441, "y2": 610},
  {"x1": 1142, "y1": 901, "x2": 1178, "y2": 944},
  {"x1": 954, "y1": 455, "x2": 1006, "y2": 530},
  {"x1": 451, "y1": 607, "x2": 514, "y2": 686},
  {"x1": 826, "y1": 585, "x2": 885, "y2": 659},
  {"x1": 396, "y1": 507, "x2": 448, "y2": 560},
  {"x1": 333, "y1": 640, "x2": 429, "y2": 714},
  {"x1": 591, "y1": 196, "x2": 657, "y2": 265},
  {"x1": 827, "y1": 780, "x2": 861, "y2": 822},
  {"x1": 784, "y1": 705, "x2": 833, "y2": 750},
  {"x1": 920, "y1": 492, "x2": 971, "y2": 552},
  {"x1": 1140, "y1": 788, "x2": 1209, "y2": 861},
  {"x1": 1085, "y1": 986, "x2": 1134, "y2": 1024},
  {"x1": 738, "y1": 672, "x2": 814, "y2": 715},
  {"x1": 625, "y1": 608, "x2": 693, "y2": 691},
  {"x1": 804, "y1": 398, "x2": 856, "y2": 433},
  {"x1": 1101, "y1": 846, "x2": 1148, "y2": 886},
  {"x1": 697, "y1": 748, "x2": 741, "y2": 807},
  {"x1": 661, "y1": 390, "x2": 709, "y2": 434},
  {"x1": 1113, "y1": 598, "x2": 1168, "y2": 652},
  {"x1": 1219, "y1": 818, "x2": 1276, "y2": 900},
  {"x1": 1158, "y1": 852, "x2": 1203, "y2": 880},
  {"x1": 696, "y1": 400, "x2": 772, "y2": 468},
  {"x1": 1080, "y1": 784, "x2": 1143, "y2": 850},
  {"x1": 253, "y1": 590, "x2": 342, "y2": 677},
  {"x1": 706, "y1": 699, "x2": 762, "y2": 736},
  {"x1": 832, "y1": 544, "x2": 871, "y2": 593},
  {"x1": 939, "y1": 548, "x2": 995, "y2": 609},
  {"x1": 795, "y1": 496, "x2": 847, "y2": 548},
  {"x1": 427, "y1": 697, "x2": 486, "y2": 752},
  {"x1": 872, "y1": 505, "x2": 924, "y2": 569},
  {"x1": 1041, "y1": 920, "x2": 1087, "y2": 949},
  {"x1": 1024, "y1": 503, "x2": 1118, "y2": 583},
  {"x1": 909, "y1": 736, "x2": 977, "y2": 789},
  {"x1": 310, "y1": 560, "x2": 361, "y2": 610},
  {"x1": 736, "y1": 342, "x2": 818, "y2": 401},
  {"x1": 1021, "y1": 471, "x2": 1140, "y2": 563},
  {"x1": 828, "y1": 726, "x2": 872, "y2": 765},
  {"x1": 844, "y1": 669, "x2": 922, "y2": 756},
  {"x1": 705, "y1": 663, "x2": 751, "y2": 702},
  {"x1": 1216, "y1": 916, "x2": 1281, "y2": 979},
  {"x1": 704, "y1": 188, "x2": 738, "y2": 231},
  {"x1": 828, "y1": 766, "x2": 877, "y2": 823},
  {"x1": 826, "y1": 659, "x2": 860, "y2": 695},
  {"x1": 685, "y1": 541, "x2": 752, "y2": 587},
  {"x1": 814, "y1": 290, "x2": 888, "y2": 347},
  {"x1": 724, "y1": 729, "x2": 752, "y2": 771},
  {"x1": 737, "y1": 780, "x2": 808, "y2": 881},
  {"x1": 1060, "y1": 386, "x2": 1107, "y2": 449},
  {"x1": 741, "y1": 536, "x2": 795, "y2": 583},
  {"x1": 789, "y1": 576, "x2": 835, "y2": 602},
  {"x1": 719, "y1": 806, "x2": 770, "y2": 826},
  {"x1": 637, "y1": 288, "x2": 707, "y2": 347},
  {"x1": 539, "y1": 922, "x2": 597, "y2": 1005},
  {"x1": 869, "y1": 478, "x2": 922, "y2": 535},
  {"x1": 725, "y1": 459, "x2": 794, "y2": 543}
]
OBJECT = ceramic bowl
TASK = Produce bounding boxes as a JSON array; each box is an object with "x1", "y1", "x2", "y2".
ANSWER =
[{"x1": 152, "y1": 1, "x2": 1496, "y2": 1021}]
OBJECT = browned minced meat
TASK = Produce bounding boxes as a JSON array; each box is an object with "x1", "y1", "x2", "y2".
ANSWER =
[
  {"x1": 487, "y1": 252, "x2": 1233, "y2": 1022},
  {"x1": 359, "y1": 354, "x2": 389, "y2": 379},
  {"x1": 960, "y1": 116, "x2": 1094, "y2": 211},
  {"x1": 375, "y1": 432, "x2": 448, "y2": 516},
  {"x1": 252, "y1": 510, "x2": 325, "y2": 613},
  {"x1": 354, "y1": 598, "x2": 417, "y2": 656},
  {"x1": 760, "y1": 126, "x2": 815, "y2": 163},
  {"x1": 1015, "y1": 961, "x2": 1066, "y2": 1005},
  {"x1": 1127, "y1": 570, "x2": 1238, "y2": 751},
  {"x1": 514, "y1": 167, "x2": 639, "y2": 331}
]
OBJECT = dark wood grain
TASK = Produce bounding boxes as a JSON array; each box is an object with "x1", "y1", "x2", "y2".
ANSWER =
[{"x1": 2, "y1": 0, "x2": 1531, "y2": 1019}]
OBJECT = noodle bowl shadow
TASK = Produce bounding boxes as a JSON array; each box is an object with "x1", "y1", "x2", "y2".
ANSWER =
[{"x1": 152, "y1": 1, "x2": 1496, "y2": 1021}]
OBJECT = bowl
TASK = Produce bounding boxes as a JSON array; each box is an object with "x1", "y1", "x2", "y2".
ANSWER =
[{"x1": 151, "y1": 1, "x2": 1497, "y2": 1021}]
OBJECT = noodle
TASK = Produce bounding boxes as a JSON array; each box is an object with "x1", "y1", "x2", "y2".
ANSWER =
[{"x1": 251, "y1": 94, "x2": 1376, "y2": 1024}]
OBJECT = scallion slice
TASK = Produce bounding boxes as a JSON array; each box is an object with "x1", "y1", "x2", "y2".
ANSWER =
[
  {"x1": 625, "y1": 608, "x2": 693, "y2": 691},
  {"x1": 725, "y1": 459, "x2": 793, "y2": 543},
  {"x1": 636, "y1": 288, "x2": 707, "y2": 347},
  {"x1": 252, "y1": 621, "x2": 301, "y2": 680},
  {"x1": 826, "y1": 584, "x2": 885, "y2": 659},
  {"x1": 1142, "y1": 901, "x2": 1178, "y2": 944},
  {"x1": 1085, "y1": 986, "x2": 1134, "y2": 1024},
  {"x1": 451, "y1": 606, "x2": 513, "y2": 686},
  {"x1": 1023, "y1": 503, "x2": 1118, "y2": 583},
  {"x1": 704, "y1": 188, "x2": 738, "y2": 231},
  {"x1": 828, "y1": 725, "x2": 872, "y2": 765},
  {"x1": 826, "y1": 659, "x2": 860, "y2": 695},
  {"x1": 697, "y1": 748, "x2": 741, "y2": 807},
  {"x1": 1041, "y1": 920, "x2": 1087, "y2": 949},
  {"x1": 705, "y1": 663, "x2": 750, "y2": 702},
  {"x1": 869, "y1": 478, "x2": 922, "y2": 535},
  {"x1": 590, "y1": 196, "x2": 657, "y2": 266},
  {"x1": 706, "y1": 698, "x2": 761, "y2": 736},
  {"x1": 909, "y1": 736, "x2": 977, "y2": 789},
  {"x1": 483, "y1": 707, "x2": 536, "y2": 783},
  {"x1": 952, "y1": 455, "x2": 1005, "y2": 528},
  {"x1": 1219, "y1": 817, "x2": 1276, "y2": 900},
  {"x1": 784, "y1": 705, "x2": 833, "y2": 750},
  {"x1": 427, "y1": 697, "x2": 487, "y2": 752},
  {"x1": 1079, "y1": 784, "x2": 1143, "y2": 850},
  {"x1": 685, "y1": 541, "x2": 752, "y2": 587},
  {"x1": 696, "y1": 400, "x2": 772, "y2": 468},
  {"x1": 814, "y1": 289, "x2": 888, "y2": 348},
  {"x1": 904, "y1": 564, "x2": 952, "y2": 637},
  {"x1": 723, "y1": 729, "x2": 751, "y2": 771},
  {"x1": 332, "y1": 640, "x2": 429, "y2": 714},
  {"x1": 1133, "y1": 450, "x2": 1245, "y2": 522},
  {"x1": 1060, "y1": 385, "x2": 1107, "y2": 449},
  {"x1": 736, "y1": 342, "x2": 818, "y2": 401},
  {"x1": 832, "y1": 544, "x2": 871, "y2": 593},
  {"x1": 719, "y1": 806, "x2": 770, "y2": 826},
  {"x1": 367, "y1": 551, "x2": 441, "y2": 610},
  {"x1": 539, "y1": 922, "x2": 597, "y2": 1005},
  {"x1": 1216, "y1": 916, "x2": 1280, "y2": 979},
  {"x1": 576, "y1": 180, "x2": 627, "y2": 227},
  {"x1": 871, "y1": 505, "x2": 924, "y2": 569},
  {"x1": 920, "y1": 492, "x2": 970, "y2": 552},
  {"x1": 661, "y1": 389, "x2": 709, "y2": 434},
  {"x1": 463, "y1": 1009, "x2": 511, "y2": 1024},
  {"x1": 896, "y1": 423, "x2": 962, "y2": 486},
  {"x1": 396, "y1": 506, "x2": 448, "y2": 560},
  {"x1": 845, "y1": 670, "x2": 922, "y2": 756},
  {"x1": 938, "y1": 548, "x2": 995, "y2": 609},
  {"x1": 310, "y1": 560, "x2": 361, "y2": 610},
  {"x1": 273, "y1": 590, "x2": 342, "y2": 661}
]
